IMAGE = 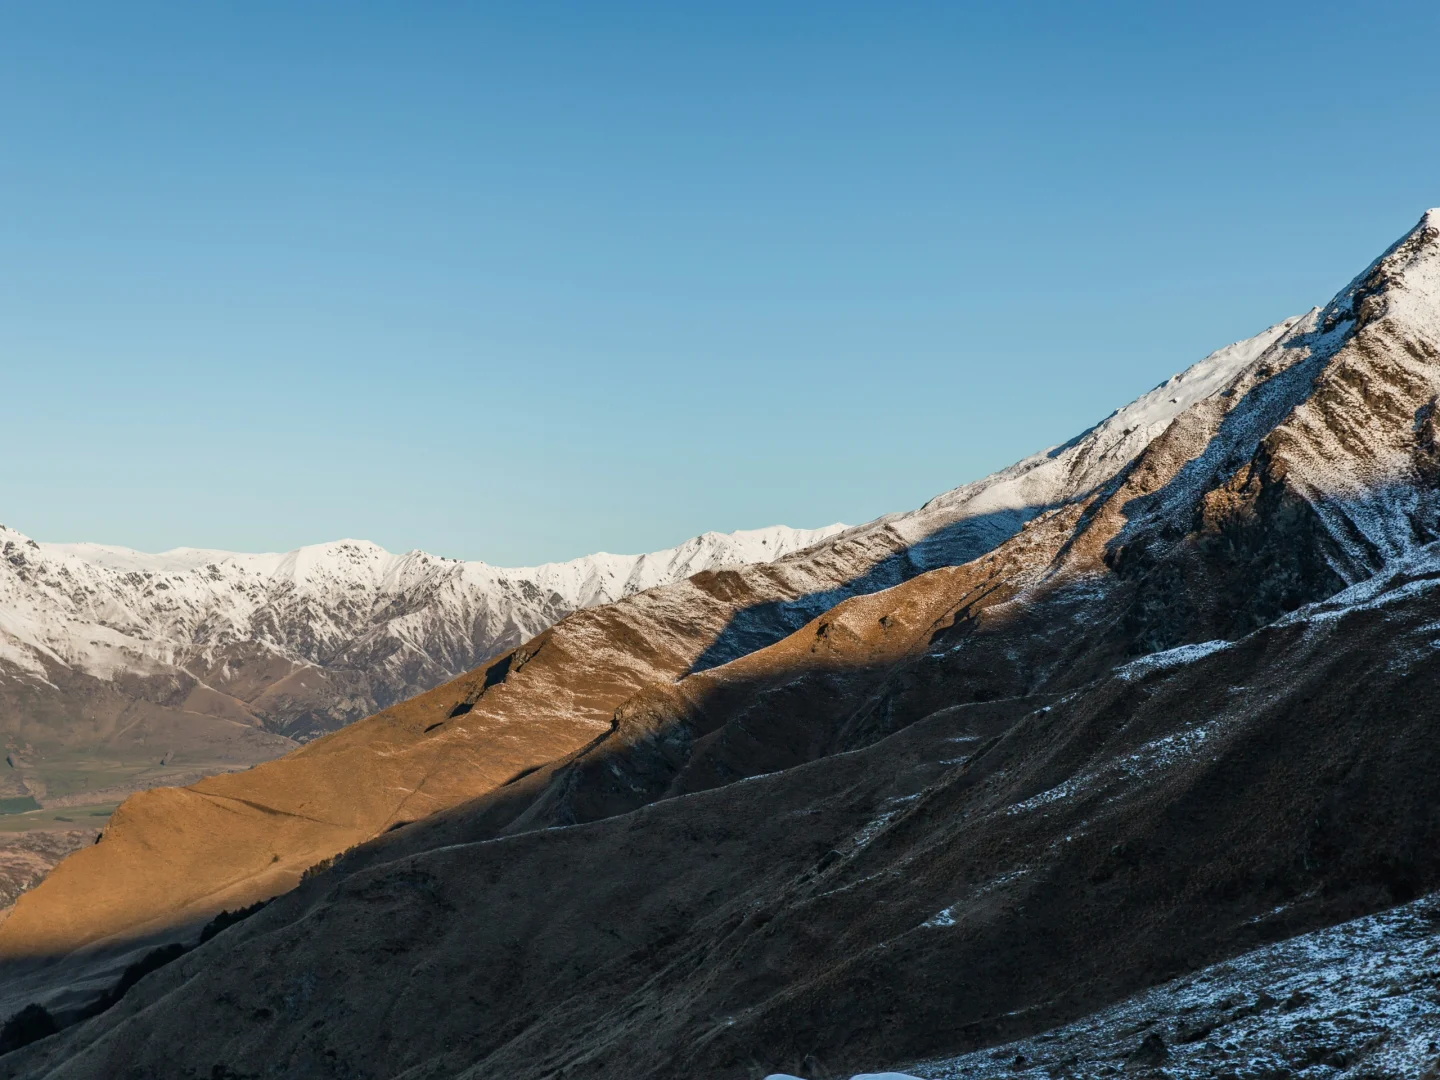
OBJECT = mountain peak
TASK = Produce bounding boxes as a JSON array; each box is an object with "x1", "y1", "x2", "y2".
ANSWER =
[{"x1": 1321, "y1": 208, "x2": 1440, "y2": 336}]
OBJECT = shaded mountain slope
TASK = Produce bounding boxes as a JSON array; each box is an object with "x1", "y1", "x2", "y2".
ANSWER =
[
  {"x1": 904, "y1": 887, "x2": 1440, "y2": 1078},
  {"x1": 7, "y1": 548, "x2": 1440, "y2": 1079},
  {"x1": 6, "y1": 211, "x2": 1440, "y2": 1078}
]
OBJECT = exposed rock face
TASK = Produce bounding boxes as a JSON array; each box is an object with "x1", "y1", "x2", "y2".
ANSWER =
[{"x1": 4, "y1": 212, "x2": 1440, "y2": 1080}]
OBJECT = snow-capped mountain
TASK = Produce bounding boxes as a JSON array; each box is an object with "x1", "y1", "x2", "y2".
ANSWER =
[
  {"x1": 11, "y1": 211, "x2": 1440, "y2": 1079},
  {"x1": 0, "y1": 523, "x2": 843, "y2": 741},
  {"x1": 0, "y1": 307, "x2": 1296, "y2": 752}
]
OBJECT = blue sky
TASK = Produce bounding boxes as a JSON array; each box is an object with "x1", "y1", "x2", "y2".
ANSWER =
[{"x1": 3, "y1": 2, "x2": 1438, "y2": 565}]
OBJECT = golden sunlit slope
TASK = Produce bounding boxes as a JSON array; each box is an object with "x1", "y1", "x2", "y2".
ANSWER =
[{"x1": 0, "y1": 520, "x2": 946, "y2": 960}]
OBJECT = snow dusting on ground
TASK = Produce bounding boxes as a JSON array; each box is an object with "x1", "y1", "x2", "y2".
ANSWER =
[
  {"x1": 768, "y1": 891, "x2": 1440, "y2": 1078},
  {"x1": 896, "y1": 892, "x2": 1440, "y2": 1079},
  {"x1": 1114, "y1": 639, "x2": 1234, "y2": 681}
]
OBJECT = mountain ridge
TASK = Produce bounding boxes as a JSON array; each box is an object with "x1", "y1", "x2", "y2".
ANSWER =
[
  {"x1": 6, "y1": 210, "x2": 1440, "y2": 1079},
  {"x1": 0, "y1": 299, "x2": 1315, "y2": 963},
  {"x1": 0, "y1": 521, "x2": 845, "y2": 745}
]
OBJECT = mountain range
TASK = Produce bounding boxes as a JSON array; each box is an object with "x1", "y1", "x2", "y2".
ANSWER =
[
  {"x1": 0, "y1": 522, "x2": 844, "y2": 743},
  {"x1": 3, "y1": 210, "x2": 1440, "y2": 1079},
  {"x1": 0, "y1": 524, "x2": 838, "y2": 912}
]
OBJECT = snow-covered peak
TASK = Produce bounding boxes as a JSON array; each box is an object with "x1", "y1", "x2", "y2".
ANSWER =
[
  {"x1": 1324, "y1": 204, "x2": 1440, "y2": 319},
  {"x1": 886, "y1": 212, "x2": 1440, "y2": 578},
  {"x1": 0, "y1": 521, "x2": 845, "y2": 719},
  {"x1": 853, "y1": 314, "x2": 1307, "y2": 574}
]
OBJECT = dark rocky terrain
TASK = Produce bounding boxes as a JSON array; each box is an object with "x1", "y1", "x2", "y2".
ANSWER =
[
  {"x1": 905, "y1": 891, "x2": 1440, "y2": 1079},
  {"x1": 3, "y1": 210, "x2": 1440, "y2": 1079}
]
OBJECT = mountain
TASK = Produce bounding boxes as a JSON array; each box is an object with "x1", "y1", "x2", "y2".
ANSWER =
[
  {"x1": 3, "y1": 210, "x2": 1439, "y2": 1080},
  {"x1": 0, "y1": 525, "x2": 841, "y2": 919},
  {"x1": 0, "y1": 523, "x2": 842, "y2": 765},
  {"x1": 0, "y1": 309, "x2": 1288, "y2": 964}
]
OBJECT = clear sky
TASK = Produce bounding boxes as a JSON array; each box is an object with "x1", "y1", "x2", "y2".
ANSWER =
[{"x1": 3, "y1": 2, "x2": 1438, "y2": 565}]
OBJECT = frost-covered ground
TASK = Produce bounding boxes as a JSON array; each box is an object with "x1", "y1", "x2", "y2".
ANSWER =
[
  {"x1": 769, "y1": 893, "x2": 1440, "y2": 1079},
  {"x1": 891, "y1": 892, "x2": 1440, "y2": 1079}
]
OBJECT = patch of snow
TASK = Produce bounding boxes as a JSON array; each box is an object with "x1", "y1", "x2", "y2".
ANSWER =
[
  {"x1": 921, "y1": 907, "x2": 957, "y2": 929},
  {"x1": 1006, "y1": 718, "x2": 1227, "y2": 817},
  {"x1": 1114, "y1": 639, "x2": 1233, "y2": 681},
  {"x1": 1277, "y1": 539, "x2": 1440, "y2": 628},
  {"x1": 920, "y1": 868, "x2": 1032, "y2": 931}
]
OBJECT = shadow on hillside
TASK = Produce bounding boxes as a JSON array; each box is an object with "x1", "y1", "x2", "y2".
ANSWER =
[
  {"x1": 692, "y1": 317, "x2": 1352, "y2": 679},
  {"x1": 16, "y1": 587, "x2": 1440, "y2": 1080},
  {"x1": 688, "y1": 507, "x2": 1050, "y2": 675}
]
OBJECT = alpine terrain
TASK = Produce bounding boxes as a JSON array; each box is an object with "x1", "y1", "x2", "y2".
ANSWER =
[
  {"x1": 0, "y1": 527, "x2": 840, "y2": 908},
  {"x1": 4, "y1": 209, "x2": 1440, "y2": 1079},
  {"x1": 0, "y1": 522, "x2": 845, "y2": 747}
]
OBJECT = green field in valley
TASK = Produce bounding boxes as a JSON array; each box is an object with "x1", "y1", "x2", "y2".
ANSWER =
[
  {"x1": 0, "y1": 802, "x2": 118, "y2": 833},
  {"x1": 0, "y1": 751, "x2": 241, "y2": 834}
]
